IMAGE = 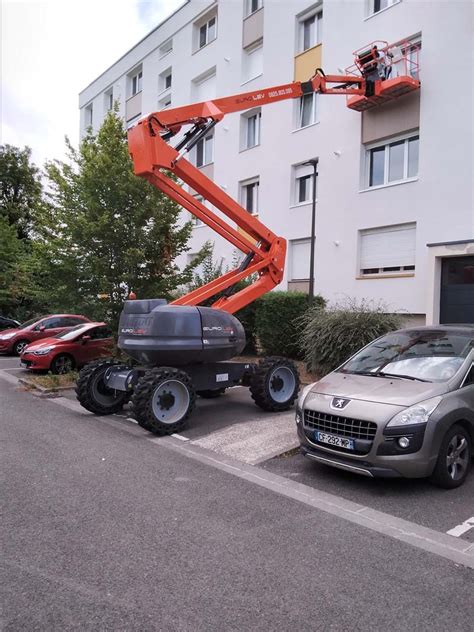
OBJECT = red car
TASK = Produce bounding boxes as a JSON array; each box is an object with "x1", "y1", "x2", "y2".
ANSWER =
[
  {"x1": 0, "y1": 314, "x2": 90, "y2": 356},
  {"x1": 20, "y1": 322, "x2": 114, "y2": 374}
]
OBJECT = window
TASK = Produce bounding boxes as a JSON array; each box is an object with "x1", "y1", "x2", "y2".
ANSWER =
[
  {"x1": 191, "y1": 195, "x2": 205, "y2": 227},
  {"x1": 242, "y1": 40, "x2": 263, "y2": 83},
  {"x1": 104, "y1": 89, "x2": 113, "y2": 112},
  {"x1": 85, "y1": 104, "x2": 93, "y2": 127},
  {"x1": 126, "y1": 114, "x2": 141, "y2": 129},
  {"x1": 462, "y1": 365, "x2": 474, "y2": 388},
  {"x1": 158, "y1": 96, "x2": 171, "y2": 110},
  {"x1": 402, "y1": 40, "x2": 421, "y2": 80},
  {"x1": 245, "y1": 0, "x2": 263, "y2": 17},
  {"x1": 293, "y1": 163, "x2": 316, "y2": 205},
  {"x1": 359, "y1": 223, "x2": 416, "y2": 276},
  {"x1": 199, "y1": 15, "x2": 217, "y2": 49},
  {"x1": 130, "y1": 69, "x2": 142, "y2": 96},
  {"x1": 240, "y1": 178, "x2": 259, "y2": 214},
  {"x1": 370, "y1": 0, "x2": 399, "y2": 15},
  {"x1": 290, "y1": 239, "x2": 311, "y2": 280},
  {"x1": 159, "y1": 39, "x2": 172, "y2": 58},
  {"x1": 241, "y1": 109, "x2": 261, "y2": 149},
  {"x1": 367, "y1": 133, "x2": 419, "y2": 187},
  {"x1": 41, "y1": 317, "x2": 63, "y2": 330},
  {"x1": 298, "y1": 10, "x2": 322, "y2": 53},
  {"x1": 296, "y1": 92, "x2": 317, "y2": 128},
  {"x1": 88, "y1": 326, "x2": 112, "y2": 340},
  {"x1": 196, "y1": 133, "x2": 214, "y2": 168},
  {"x1": 159, "y1": 68, "x2": 172, "y2": 93}
]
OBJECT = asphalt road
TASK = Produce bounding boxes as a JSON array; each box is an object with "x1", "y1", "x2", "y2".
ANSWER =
[{"x1": 1, "y1": 361, "x2": 473, "y2": 630}]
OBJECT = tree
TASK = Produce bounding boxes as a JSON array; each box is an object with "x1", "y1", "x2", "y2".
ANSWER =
[
  {"x1": 0, "y1": 145, "x2": 42, "y2": 239},
  {"x1": 37, "y1": 110, "x2": 209, "y2": 326},
  {"x1": 187, "y1": 242, "x2": 225, "y2": 291}
]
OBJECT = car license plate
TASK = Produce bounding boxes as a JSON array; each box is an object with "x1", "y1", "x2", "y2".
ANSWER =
[{"x1": 316, "y1": 431, "x2": 354, "y2": 450}]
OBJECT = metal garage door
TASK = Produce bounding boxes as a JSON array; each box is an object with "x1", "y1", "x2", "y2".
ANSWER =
[{"x1": 440, "y1": 256, "x2": 474, "y2": 324}]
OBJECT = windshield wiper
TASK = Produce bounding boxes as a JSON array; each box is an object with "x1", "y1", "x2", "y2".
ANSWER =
[
  {"x1": 376, "y1": 372, "x2": 430, "y2": 383},
  {"x1": 344, "y1": 370, "x2": 430, "y2": 382}
]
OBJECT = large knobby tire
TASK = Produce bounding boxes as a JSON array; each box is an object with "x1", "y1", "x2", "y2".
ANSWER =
[
  {"x1": 132, "y1": 367, "x2": 195, "y2": 435},
  {"x1": 197, "y1": 388, "x2": 226, "y2": 399},
  {"x1": 249, "y1": 357, "x2": 300, "y2": 412},
  {"x1": 51, "y1": 353, "x2": 75, "y2": 375},
  {"x1": 429, "y1": 424, "x2": 472, "y2": 489},
  {"x1": 76, "y1": 359, "x2": 128, "y2": 415},
  {"x1": 13, "y1": 339, "x2": 29, "y2": 356}
]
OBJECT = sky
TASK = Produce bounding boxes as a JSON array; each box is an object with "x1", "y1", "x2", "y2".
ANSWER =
[{"x1": 1, "y1": 0, "x2": 184, "y2": 168}]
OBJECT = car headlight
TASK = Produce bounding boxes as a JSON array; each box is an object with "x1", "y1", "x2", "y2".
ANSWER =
[
  {"x1": 0, "y1": 332, "x2": 16, "y2": 340},
  {"x1": 33, "y1": 347, "x2": 53, "y2": 356},
  {"x1": 387, "y1": 396, "x2": 442, "y2": 428},
  {"x1": 296, "y1": 384, "x2": 315, "y2": 424}
]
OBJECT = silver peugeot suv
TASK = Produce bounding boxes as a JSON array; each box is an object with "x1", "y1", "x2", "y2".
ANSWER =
[{"x1": 296, "y1": 326, "x2": 474, "y2": 488}]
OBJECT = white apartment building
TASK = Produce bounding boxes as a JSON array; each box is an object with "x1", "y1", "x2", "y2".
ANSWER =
[{"x1": 79, "y1": 0, "x2": 474, "y2": 325}]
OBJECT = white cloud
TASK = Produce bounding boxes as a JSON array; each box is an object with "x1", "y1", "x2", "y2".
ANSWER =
[{"x1": 1, "y1": 0, "x2": 183, "y2": 168}]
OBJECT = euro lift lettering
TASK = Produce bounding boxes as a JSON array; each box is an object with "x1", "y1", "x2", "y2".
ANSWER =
[
  {"x1": 202, "y1": 326, "x2": 234, "y2": 333},
  {"x1": 121, "y1": 317, "x2": 152, "y2": 335},
  {"x1": 235, "y1": 88, "x2": 292, "y2": 105}
]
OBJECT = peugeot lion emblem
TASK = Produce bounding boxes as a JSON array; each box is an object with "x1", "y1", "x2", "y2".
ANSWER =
[{"x1": 331, "y1": 397, "x2": 351, "y2": 410}]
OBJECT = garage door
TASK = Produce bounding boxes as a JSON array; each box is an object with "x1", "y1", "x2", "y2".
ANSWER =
[{"x1": 440, "y1": 256, "x2": 474, "y2": 324}]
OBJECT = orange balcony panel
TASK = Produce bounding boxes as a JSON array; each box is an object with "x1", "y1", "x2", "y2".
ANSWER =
[{"x1": 294, "y1": 44, "x2": 322, "y2": 83}]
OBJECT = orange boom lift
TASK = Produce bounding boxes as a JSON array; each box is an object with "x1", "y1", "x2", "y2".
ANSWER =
[
  {"x1": 76, "y1": 41, "x2": 420, "y2": 434},
  {"x1": 128, "y1": 40, "x2": 420, "y2": 314}
]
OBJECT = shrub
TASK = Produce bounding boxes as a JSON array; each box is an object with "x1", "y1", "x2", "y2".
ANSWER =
[
  {"x1": 255, "y1": 291, "x2": 325, "y2": 358},
  {"x1": 299, "y1": 298, "x2": 403, "y2": 376}
]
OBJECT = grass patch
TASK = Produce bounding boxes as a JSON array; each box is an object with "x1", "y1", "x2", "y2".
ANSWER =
[{"x1": 27, "y1": 371, "x2": 79, "y2": 390}]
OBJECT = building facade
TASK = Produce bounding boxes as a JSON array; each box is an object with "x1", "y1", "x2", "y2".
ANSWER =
[{"x1": 79, "y1": 0, "x2": 474, "y2": 324}]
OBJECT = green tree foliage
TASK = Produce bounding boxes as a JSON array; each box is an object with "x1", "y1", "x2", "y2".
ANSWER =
[
  {"x1": 37, "y1": 110, "x2": 208, "y2": 326},
  {"x1": 0, "y1": 145, "x2": 42, "y2": 239},
  {"x1": 256, "y1": 291, "x2": 325, "y2": 359},
  {"x1": 299, "y1": 298, "x2": 403, "y2": 375},
  {"x1": 187, "y1": 242, "x2": 225, "y2": 291}
]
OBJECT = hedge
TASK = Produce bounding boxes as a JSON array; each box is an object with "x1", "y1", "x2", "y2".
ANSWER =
[
  {"x1": 299, "y1": 298, "x2": 403, "y2": 375},
  {"x1": 254, "y1": 291, "x2": 325, "y2": 359}
]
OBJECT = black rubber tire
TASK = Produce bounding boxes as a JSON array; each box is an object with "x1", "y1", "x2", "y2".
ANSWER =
[
  {"x1": 50, "y1": 353, "x2": 75, "y2": 375},
  {"x1": 76, "y1": 359, "x2": 128, "y2": 415},
  {"x1": 249, "y1": 356, "x2": 300, "y2": 412},
  {"x1": 429, "y1": 424, "x2": 472, "y2": 489},
  {"x1": 197, "y1": 388, "x2": 226, "y2": 399},
  {"x1": 13, "y1": 339, "x2": 29, "y2": 356},
  {"x1": 132, "y1": 367, "x2": 195, "y2": 435}
]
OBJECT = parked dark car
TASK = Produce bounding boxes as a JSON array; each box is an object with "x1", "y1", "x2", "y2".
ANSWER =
[
  {"x1": 0, "y1": 315, "x2": 20, "y2": 331},
  {"x1": 20, "y1": 322, "x2": 114, "y2": 374},
  {"x1": 0, "y1": 314, "x2": 91, "y2": 355},
  {"x1": 297, "y1": 326, "x2": 474, "y2": 489}
]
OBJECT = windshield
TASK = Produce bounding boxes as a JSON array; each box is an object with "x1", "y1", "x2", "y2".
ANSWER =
[
  {"x1": 54, "y1": 324, "x2": 90, "y2": 340},
  {"x1": 339, "y1": 330, "x2": 474, "y2": 382},
  {"x1": 20, "y1": 316, "x2": 44, "y2": 329}
]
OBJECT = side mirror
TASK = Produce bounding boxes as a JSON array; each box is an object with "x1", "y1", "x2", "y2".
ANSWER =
[
  {"x1": 82, "y1": 335, "x2": 91, "y2": 344},
  {"x1": 39, "y1": 325, "x2": 46, "y2": 332}
]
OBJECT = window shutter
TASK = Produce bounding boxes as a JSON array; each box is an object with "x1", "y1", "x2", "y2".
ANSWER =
[
  {"x1": 194, "y1": 73, "x2": 216, "y2": 101},
  {"x1": 290, "y1": 239, "x2": 311, "y2": 280},
  {"x1": 360, "y1": 224, "x2": 416, "y2": 269}
]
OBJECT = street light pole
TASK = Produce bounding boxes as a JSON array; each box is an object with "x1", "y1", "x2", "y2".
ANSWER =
[{"x1": 303, "y1": 159, "x2": 318, "y2": 304}]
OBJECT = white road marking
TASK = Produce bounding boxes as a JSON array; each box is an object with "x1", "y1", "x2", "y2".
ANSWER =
[
  {"x1": 126, "y1": 417, "x2": 138, "y2": 424},
  {"x1": 447, "y1": 517, "x2": 474, "y2": 538},
  {"x1": 171, "y1": 433, "x2": 189, "y2": 441}
]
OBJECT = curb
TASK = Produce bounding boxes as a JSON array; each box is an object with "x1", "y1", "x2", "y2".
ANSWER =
[{"x1": 18, "y1": 377, "x2": 75, "y2": 397}]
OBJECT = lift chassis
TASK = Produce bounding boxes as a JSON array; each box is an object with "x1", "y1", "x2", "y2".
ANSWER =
[{"x1": 76, "y1": 42, "x2": 420, "y2": 435}]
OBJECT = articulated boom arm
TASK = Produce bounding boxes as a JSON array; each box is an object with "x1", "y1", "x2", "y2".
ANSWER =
[{"x1": 127, "y1": 71, "x2": 365, "y2": 314}]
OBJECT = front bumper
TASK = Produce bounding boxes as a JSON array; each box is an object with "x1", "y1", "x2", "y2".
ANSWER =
[
  {"x1": 20, "y1": 353, "x2": 51, "y2": 370},
  {"x1": 296, "y1": 404, "x2": 438, "y2": 479}
]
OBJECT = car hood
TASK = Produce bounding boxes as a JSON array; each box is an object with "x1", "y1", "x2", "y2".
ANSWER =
[
  {"x1": 308, "y1": 371, "x2": 448, "y2": 407},
  {"x1": 0, "y1": 327, "x2": 20, "y2": 336},
  {"x1": 24, "y1": 337, "x2": 59, "y2": 351}
]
